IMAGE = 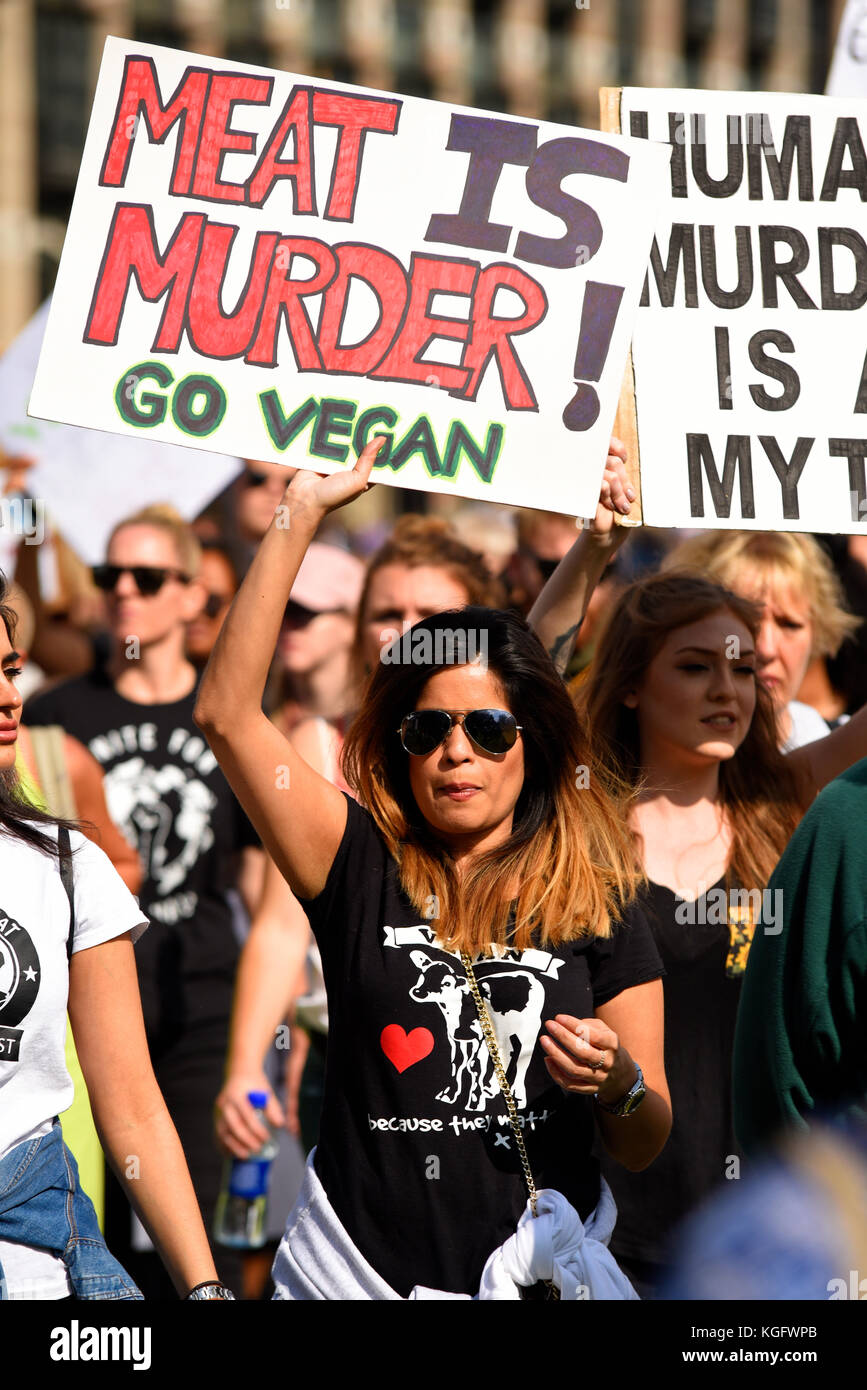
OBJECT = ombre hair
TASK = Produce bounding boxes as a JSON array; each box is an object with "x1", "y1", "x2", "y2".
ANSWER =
[
  {"x1": 576, "y1": 571, "x2": 808, "y2": 893},
  {"x1": 342, "y1": 606, "x2": 640, "y2": 955}
]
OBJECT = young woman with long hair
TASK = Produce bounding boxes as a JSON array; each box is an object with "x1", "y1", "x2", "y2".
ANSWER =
[
  {"x1": 571, "y1": 566, "x2": 867, "y2": 1295},
  {"x1": 662, "y1": 530, "x2": 860, "y2": 749},
  {"x1": 197, "y1": 440, "x2": 671, "y2": 1299},
  {"x1": 215, "y1": 513, "x2": 509, "y2": 1163},
  {"x1": 0, "y1": 574, "x2": 230, "y2": 1301}
]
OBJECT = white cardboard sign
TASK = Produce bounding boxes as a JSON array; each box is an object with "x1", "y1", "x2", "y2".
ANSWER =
[
  {"x1": 827, "y1": 0, "x2": 867, "y2": 98},
  {"x1": 622, "y1": 87, "x2": 867, "y2": 533},
  {"x1": 29, "y1": 37, "x2": 670, "y2": 519}
]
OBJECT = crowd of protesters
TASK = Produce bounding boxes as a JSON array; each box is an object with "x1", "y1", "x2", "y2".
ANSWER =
[{"x1": 1, "y1": 438, "x2": 866, "y2": 1301}]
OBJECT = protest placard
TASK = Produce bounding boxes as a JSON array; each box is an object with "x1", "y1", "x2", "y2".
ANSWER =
[
  {"x1": 28, "y1": 36, "x2": 670, "y2": 520},
  {"x1": 2, "y1": 299, "x2": 241, "y2": 565},
  {"x1": 827, "y1": 0, "x2": 867, "y2": 97},
  {"x1": 604, "y1": 86, "x2": 867, "y2": 534}
]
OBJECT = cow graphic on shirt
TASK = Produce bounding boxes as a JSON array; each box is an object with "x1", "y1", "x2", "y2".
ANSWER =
[{"x1": 408, "y1": 950, "x2": 546, "y2": 1111}]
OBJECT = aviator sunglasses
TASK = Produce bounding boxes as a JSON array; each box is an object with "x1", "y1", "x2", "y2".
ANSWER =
[
  {"x1": 92, "y1": 564, "x2": 190, "y2": 596},
  {"x1": 398, "y1": 708, "x2": 522, "y2": 757}
]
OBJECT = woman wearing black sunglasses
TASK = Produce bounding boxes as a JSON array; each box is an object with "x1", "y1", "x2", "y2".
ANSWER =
[{"x1": 195, "y1": 439, "x2": 671, "y2": 1299}]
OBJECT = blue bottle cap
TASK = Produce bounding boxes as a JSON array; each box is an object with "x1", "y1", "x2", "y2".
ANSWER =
[{"x1": 247, "y1": 1090, "x2": 269, "y2": 1109}]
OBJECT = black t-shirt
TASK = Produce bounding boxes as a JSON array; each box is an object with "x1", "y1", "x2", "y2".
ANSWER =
[
  {"x1": 299, "y1": 794, "x2": 664, "y2": 1297},
  {"x1": 601, "y1": 878, "x2": 752, "y2": 1267},
  {"x1": 25, "y1": 670, "x2": 258, "y2": 1052}
]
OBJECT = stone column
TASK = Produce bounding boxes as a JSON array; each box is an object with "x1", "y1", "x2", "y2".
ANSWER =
[
  {"x1": 341, "y1": 0, "x2": 396, "y2": 91},
  {"x1": 637, "y1": 0, "x2": 686, "y2": 90},
  {"x1": 701, "y1": 0, "x2": 748, "y2": 91},
  {"x1": 422, "y1": 0, "x2": 473, "y2": 106},
  {"x1": 764, "y1": 0, "x2": 811, "y2": 92},
  {"x1": 497, "y1": 0, "x2": 547, "y2": 117},
  {"x1": 568, "y1": 0, "x2": 618, "y2": 129}
]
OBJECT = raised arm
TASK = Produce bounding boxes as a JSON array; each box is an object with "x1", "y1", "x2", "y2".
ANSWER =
[
  {"x1": 194, "y1": 438, "x2": 383, "y2": 898},
  {"x1": 528, "y1": 438, "x2": 635, "y2": 676}
]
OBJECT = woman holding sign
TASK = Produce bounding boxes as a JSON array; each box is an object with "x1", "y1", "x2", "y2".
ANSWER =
[
  {"x1": 215, "y1": 516, "x2": 506, "y2": 1164},
  {"x1": 195, "y1": 437, "x2": 671, "y2": 1300}
]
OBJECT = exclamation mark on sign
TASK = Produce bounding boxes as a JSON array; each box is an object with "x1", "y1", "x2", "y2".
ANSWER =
[{"x1": 562, "y1": 281, "x2": 625, "y2": 432}]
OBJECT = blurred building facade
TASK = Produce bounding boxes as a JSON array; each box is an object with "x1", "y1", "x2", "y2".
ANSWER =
[{"x1": 0, "y1": 0, "x2": 848, "y2": 351}]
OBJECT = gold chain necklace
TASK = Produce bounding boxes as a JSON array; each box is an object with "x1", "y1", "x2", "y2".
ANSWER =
[{"x1": 460, "y1": 950, "x2": 560, "y2": 1299}]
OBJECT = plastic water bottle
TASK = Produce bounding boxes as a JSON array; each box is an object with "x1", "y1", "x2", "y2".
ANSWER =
[{"x1": 213, "y1": 1091, "x2": 278, "y2": 1248}]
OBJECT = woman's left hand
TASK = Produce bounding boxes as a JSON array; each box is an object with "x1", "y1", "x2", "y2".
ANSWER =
[
  {"x1": 540, "y1": 1014, "x2": 635, "y2": 1104},
  {"x1": 585, "y1": 437, "x2": 635, "y2": 542},
  {"x1": 283, "y1": 435, "x2": 383, "y2": 524}
]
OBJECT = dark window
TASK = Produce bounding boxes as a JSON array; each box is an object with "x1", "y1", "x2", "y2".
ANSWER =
[
  {"x1": 394, "y1": 0, "x2": 432, "y2": 96},
  {"x1": 617, "y1": 0, "x2": 639, "y2": 86},
  {"x1": 36, "y1": 7, "x2": 90, "y2": 219},
  {"x1": 225, "y1": 0, "x2": 269, "y2": 68},
  {"x1": 807, "y1": 0, "x2": 834, "y2": 94},
  {"x1": 470, "y1": 6, "x2": 507, "y2": 112},
  {"x1": 311, "y1": 0, "x2": 341, "y2": 69},
  {"x1": 747, "y1": 0, "x2": 778, "y2": 86},
  {"x1": 132, "y1": 0, "x2": 185, "y2": 52},
  {"x1": 683, "y1": 0, "x2": 716, "y2": 85}
]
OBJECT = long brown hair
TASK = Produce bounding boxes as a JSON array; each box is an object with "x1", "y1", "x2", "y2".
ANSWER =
[
  {"x1": 576, "y1": 571, "x2": 808, "y2": 892},
  {"x1": 342, "y1": 606, "x2": 640, "y2": 954}
]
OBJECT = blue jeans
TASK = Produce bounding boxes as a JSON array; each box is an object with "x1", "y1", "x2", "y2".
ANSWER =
[{"x1": 0, "y1": 1123, "x2": 142, "y2": 1300}]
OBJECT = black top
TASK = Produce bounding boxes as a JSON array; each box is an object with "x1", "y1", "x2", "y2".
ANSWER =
[
  {"x1": 601, "y1": 877, "x2": 750, "y2": 1267},
  {"x1": 300, "y1": 794, "x2": 664, "y2": 1297},
  {"x1": 25, "y1": 670, "x2": 258, "y2": 1053}
]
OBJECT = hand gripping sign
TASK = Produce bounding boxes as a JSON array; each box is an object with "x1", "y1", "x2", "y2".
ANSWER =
[{"x1": 28, "y1": 37, "x2": 669, "y2": 518}]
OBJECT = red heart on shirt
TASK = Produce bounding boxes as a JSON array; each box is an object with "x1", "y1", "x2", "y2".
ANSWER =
[{"x1": 380, "y1": 1025, "x2": 435, "y2": 1073}]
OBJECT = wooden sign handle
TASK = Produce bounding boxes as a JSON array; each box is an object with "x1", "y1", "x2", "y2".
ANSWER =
[{"x1": 600, "y1": 86, "x2": 642, "y2": 528}]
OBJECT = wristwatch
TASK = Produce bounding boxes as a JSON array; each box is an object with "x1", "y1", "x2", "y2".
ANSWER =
[
  {"x1": 185, "y1": 1281, "x2": 236, "y2": 1300},
  {"x1": 595, "y1": 1063, "x2": 646, "y2": 1117}
]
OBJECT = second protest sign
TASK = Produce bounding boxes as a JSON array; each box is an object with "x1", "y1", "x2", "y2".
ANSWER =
[{"x1": 611, "y1": 85, "x2": 867, "y2": 534}]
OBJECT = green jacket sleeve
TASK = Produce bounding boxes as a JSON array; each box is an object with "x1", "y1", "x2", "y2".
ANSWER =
[{"x1": 733, "y1": 761, "x2": 867, "y2": 1156}]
